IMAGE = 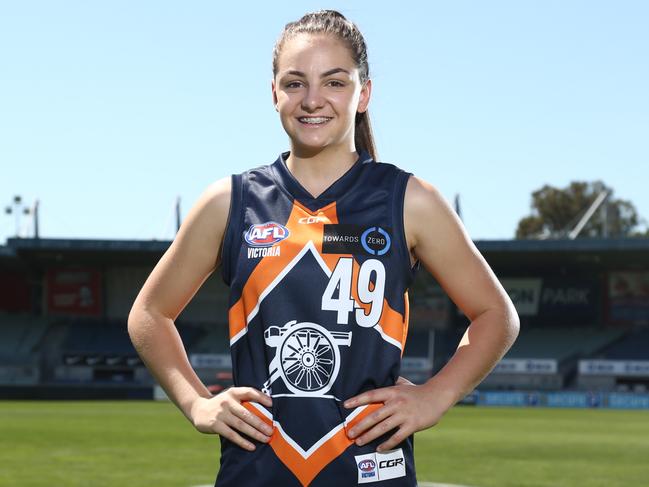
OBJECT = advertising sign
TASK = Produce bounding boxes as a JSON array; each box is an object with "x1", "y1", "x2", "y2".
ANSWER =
[
  {"x1": 546, "y1": 392, "x2": 602, "y2": 408},
  {"x1": 46, "y1": 268, "x2": 102, "y2": 316},
  {"x1": 493, "y1": 359, "x2": 558, "y2": 374},
  {"x1": 608, "y1": 272, "x2": 649, "y2": 324},
  {"x1": 501, "y1": 279, "x2": 542, "y2": 316},
  {"x1": 538, "y1": 279, "x2": 599, "y2": 323},
  {"x1": 608, "y1": 393, "x2": 649, "y2": 409},
  {"x1": 579, "y1": 360, "x2": 649, "y2": 377},
  {"x1": 477, "y1": 392, "x2": 533, "y2": 407},
  {"x1": 190, "y1": 354, "x2": 232, "y2": 368}
]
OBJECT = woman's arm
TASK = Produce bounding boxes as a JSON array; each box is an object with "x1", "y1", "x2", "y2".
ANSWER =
[
  {"x1": 403, "y1": 175, "x2": 520, "y2": 404},
  {"x1": 344, "y1": 175, "x2": 520, "y2": 450},
  {"x1": 127, "y1": 176, "x2": 273, "y2": 450}
]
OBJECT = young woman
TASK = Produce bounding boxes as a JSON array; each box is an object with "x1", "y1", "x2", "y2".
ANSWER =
[{"x1": 128, "y1": 10, "x2": 519, "y2": 487}]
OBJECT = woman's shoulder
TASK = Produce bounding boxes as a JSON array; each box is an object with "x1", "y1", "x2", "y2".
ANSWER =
[
  {"x1": 403, "y1": 174, "x2": 448, "y2": 221},
  {"x1": 191, "y1": 176, "x2": 232, "y2": 223}
]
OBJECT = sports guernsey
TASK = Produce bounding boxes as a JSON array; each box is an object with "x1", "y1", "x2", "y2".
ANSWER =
[{"x1": 217, "y1": 149, "x2": 419, "y2": 487}]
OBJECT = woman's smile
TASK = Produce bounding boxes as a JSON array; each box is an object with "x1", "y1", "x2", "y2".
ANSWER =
[{"x1": 297, "y1": 116, "x2": 333, "y2": 126}]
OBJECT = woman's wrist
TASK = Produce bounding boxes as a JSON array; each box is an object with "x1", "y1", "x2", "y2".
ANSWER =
[{"x1": 421, "y1": 374, "x2": 465, "y2": 413}]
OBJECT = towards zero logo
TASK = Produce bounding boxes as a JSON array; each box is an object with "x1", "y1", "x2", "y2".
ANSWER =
[{"x1": 245, "y1": 222, "x2": 289, "y2": 247}]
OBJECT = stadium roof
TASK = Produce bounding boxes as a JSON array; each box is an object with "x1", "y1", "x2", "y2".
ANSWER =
[
  {"x1": 2, "y1": 237, "x2": 649, "y2": 271},
  {"x1": 478, "y1": 238, "x2": 649, "y2": 253}
]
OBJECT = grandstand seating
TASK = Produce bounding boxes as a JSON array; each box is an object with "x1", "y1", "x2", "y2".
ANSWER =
[
  {"x1": 0, "y1": 313, "x2": 49, "y2": 363},
  {"x1": 57, "y1": 319, "x2": 204, "y2": 356},
  {"x1": 60, "y1": 319, "x2": 134, "y2": 354},
  {"x1": 188, "y1": 324, "x2": 230, "y2": 354},
  {"x1": 596, "y1": 328, "x2": 649, "y2": 360},
  {"x1": 505, "y1": 326, "x2": 625, "y2": 361}
]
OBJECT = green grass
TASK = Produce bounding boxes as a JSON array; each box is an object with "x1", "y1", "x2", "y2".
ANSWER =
[{"x1": 0, "y1": 401, "x2": 647, "y2": 487}]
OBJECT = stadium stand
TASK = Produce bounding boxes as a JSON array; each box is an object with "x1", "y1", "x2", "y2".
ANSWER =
[
  {"x1": 598, "y1": 327, "x2": 649, "y2": 360},
  {"x1": 576, "y1": 328, "x2": 649, "y2": 392},
  {"x1": 183, "y1": 322, "x2": 229, "y2": 355},
  {"x1": 2, "y1": 236, "x2": 649, "y2": 400},
  {"x1": 506, "y1": 326, "x2": 625, "y2": 361},
  {"x1": 0, "y1": 313, "x2": 49, "y2": 384}
]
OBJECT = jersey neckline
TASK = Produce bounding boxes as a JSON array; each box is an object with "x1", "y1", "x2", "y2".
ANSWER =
[{"x1": 271, "y1": 149, "x2": 373, "y2": 211}]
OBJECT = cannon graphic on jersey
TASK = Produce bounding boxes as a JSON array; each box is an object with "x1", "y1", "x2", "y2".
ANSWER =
[{"x1": 262, "y1": 320, "x2": 352, "y2": 396}]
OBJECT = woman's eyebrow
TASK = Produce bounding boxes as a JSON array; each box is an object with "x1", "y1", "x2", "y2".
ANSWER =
[{"x1": 284, "y1": 68, "x2": 351, "y2": 78}]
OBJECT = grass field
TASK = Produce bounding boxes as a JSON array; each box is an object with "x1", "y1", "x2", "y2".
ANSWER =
[{"x1": 0, "y1": 401, "x2": 647, "y2": 487}]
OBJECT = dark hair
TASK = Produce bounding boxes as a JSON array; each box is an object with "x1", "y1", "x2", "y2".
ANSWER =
[{"x1": 272, "y1": 10, "x2": 378, "y2": 161}]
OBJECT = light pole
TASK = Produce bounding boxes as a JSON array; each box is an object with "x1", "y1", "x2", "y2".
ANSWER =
[{"x1": 4, "y1": 195, "x2": 33, "y2": 238}]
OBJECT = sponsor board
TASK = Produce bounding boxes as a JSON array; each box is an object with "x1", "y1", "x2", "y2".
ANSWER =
[
  {"x1": 500, "y1": 279, "x2": 542, "y2": 316},
  {"x1": 492, "y1": 359, "x2": 558, "y2": 374},
  {"x1": 538, "y1": 279, "x2": 599, "y2": 323},
  {"x1": 473, "y1": 391, "x2": 649, "y2": 409},
  {"x1": 608, "y1": 393, "x2": 649, "y2": 409},
  {"x1": 478, "y1": 392, "x2": 531, "y2": 407},
  {"x1": 190, "y1": 354, "x2": 232, "y2": 368},
  {"x1": 499, "y1": 278, "x2": 598, "y2": 320},
  {"x1": 46, "y1": 268, "x2": 102, "y2": 316},
  {"x1": 608, "y1": 272, "x2": 649, "y2": 324},
  {"x1": 579, "y1": 360, "x2": 649, "y2": 377},
  {"x1": 546, "y1": 392, "x2": 602, "y2": 408}
]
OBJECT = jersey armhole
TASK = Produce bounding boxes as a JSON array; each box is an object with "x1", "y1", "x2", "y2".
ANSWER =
[
  {"x1": 220, "y1": 173, "x2": 244, "y2": 286},
  {"x1": 392, "y1": 170, "x2": 419, "y2": 279}
]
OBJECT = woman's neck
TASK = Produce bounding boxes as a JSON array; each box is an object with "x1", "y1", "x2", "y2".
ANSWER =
[{"x1": 285, "y1": 145, "x2": 359, "y2": 199}]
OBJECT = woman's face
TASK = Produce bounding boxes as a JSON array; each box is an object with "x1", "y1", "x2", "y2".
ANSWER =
[{"x1": 272, "y1": 33, "x2": 371, "y2": 156}]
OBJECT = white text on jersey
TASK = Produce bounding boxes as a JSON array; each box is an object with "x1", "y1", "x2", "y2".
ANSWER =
[{"x1": 248, "y1": 246, "x2": 281, "y2": 258}]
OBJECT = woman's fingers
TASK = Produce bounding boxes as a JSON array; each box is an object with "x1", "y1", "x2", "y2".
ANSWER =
[
  {"x1": 353, "y1": 411, "x2": 404, "y2": 446},
  {"x1": 230, "y1": 403, "x2": 274, "y2": 440},
  {"x1": 344, "y1": 387, "x2": 392, "y2": 409},
  {"x1": 232, "y1": 386, "x2": 273, "y2": 407},
  {"x1": 218, "y1": 423, "x2": 256, "y2": 451},
  {"x1": 347, "y1": 403, "x2": 394, "y2": 440},
  {"x1": 378, "y1": 427, "x2": 411, "y2": 452}
]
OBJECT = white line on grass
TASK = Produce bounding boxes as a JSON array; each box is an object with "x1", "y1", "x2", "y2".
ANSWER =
[
  {"x1": 419, "y1": 483, "x2": 477, "y2": 487},
  {"x1": 192, "y1": 483, "x2": 474, "y2": 487}
]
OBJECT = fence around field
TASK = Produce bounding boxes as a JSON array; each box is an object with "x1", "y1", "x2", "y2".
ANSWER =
[{"x1": 461, "y1": 390, "x2": 649, "y2": 409}]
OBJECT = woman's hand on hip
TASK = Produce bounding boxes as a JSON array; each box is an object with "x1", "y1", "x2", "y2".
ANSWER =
[
  {"x1": 190, "y1": 387, "x2": 274, "y2": 451},
  {"x1": 343, "y1": 376, "x2": 456, "y2": 452}
]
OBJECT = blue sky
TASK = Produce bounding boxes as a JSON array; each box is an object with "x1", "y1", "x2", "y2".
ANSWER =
[{"x1": 1, "y1": 1, "x2": 648, "y2": 243}]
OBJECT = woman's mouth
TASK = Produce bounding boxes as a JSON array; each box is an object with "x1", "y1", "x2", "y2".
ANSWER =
[{"x1": 297, "y1": 116, "x2": 333, "y2": 126}]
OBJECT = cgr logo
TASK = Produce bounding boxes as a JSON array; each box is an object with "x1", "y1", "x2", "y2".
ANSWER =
[
  {"x1": 379, "y1": 458, "x2": 404, "y2": 469},
  {"x1": 244, "y1": 222, "x2": 289, "y2": 247}
]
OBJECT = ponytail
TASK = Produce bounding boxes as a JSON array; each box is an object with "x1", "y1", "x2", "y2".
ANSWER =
[{"x1": 355, "y1": 110, "x2": 378, "y2": 161}]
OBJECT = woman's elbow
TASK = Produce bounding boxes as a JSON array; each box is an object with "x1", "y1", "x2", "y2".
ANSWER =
[{"x1": 504, "y1": 301, "x2": 520, "y2": 346}]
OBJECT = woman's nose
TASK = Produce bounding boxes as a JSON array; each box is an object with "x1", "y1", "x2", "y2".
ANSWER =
[{"x1": 301, "y1": 85, "x2": 325, "y2": 111}]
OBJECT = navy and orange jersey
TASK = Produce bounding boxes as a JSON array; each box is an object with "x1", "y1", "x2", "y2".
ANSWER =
[{"x1": 217, "y1": 149, "x2": 419, "y2": 487}]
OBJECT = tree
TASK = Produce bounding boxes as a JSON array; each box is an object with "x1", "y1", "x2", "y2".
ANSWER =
[{"x1": 515, "y1": 181, "x2": 641, "y2": 239}]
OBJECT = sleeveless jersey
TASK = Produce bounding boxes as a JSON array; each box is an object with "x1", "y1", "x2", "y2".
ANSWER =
[{"x1": 217, "y1": 149, "x2": 418, "y2": 487}]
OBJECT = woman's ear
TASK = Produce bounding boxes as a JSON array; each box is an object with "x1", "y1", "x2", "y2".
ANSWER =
[
  {"x1": 271, "y1": 79, "x2": 279, "y2": 111},
  {"x1": 357, "y1": 79, "x2": 372, "y2": 114}
]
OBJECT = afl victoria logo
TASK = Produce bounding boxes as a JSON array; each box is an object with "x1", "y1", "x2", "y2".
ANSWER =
[
  {"x1": 358, "y1": 459, "x2": 376, "y2": 472},
  {"x1": 245, "y1": 222, "x2": 289, "y2": 247}
]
